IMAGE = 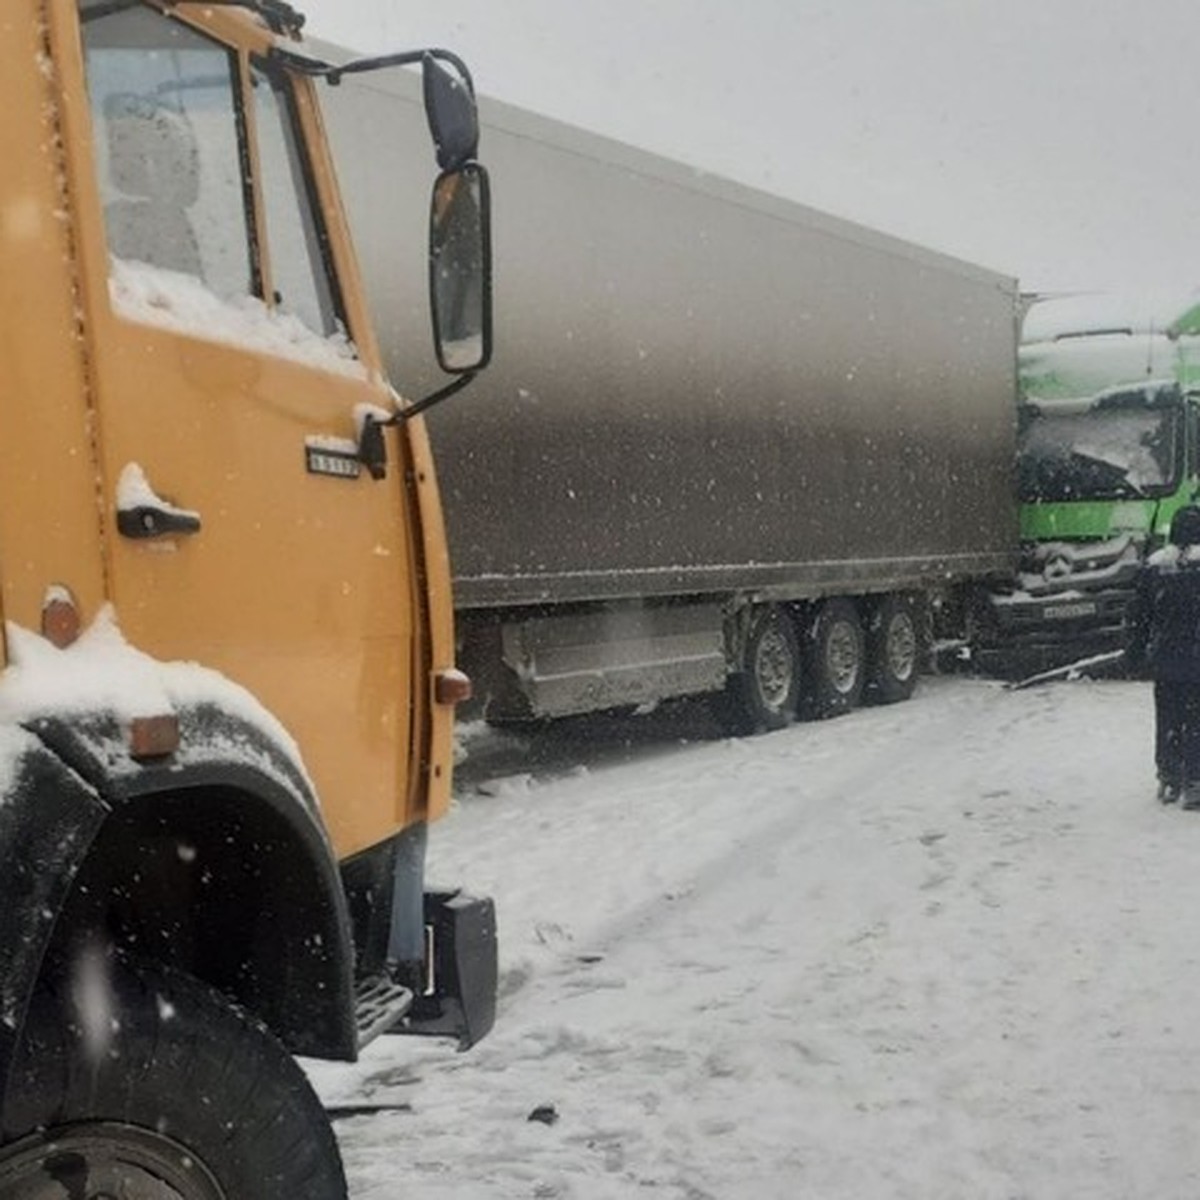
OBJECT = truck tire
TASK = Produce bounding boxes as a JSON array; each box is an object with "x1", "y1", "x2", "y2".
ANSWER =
[
  {"x1": 711, "y1": 605, "x2": 801, "y2": 735},
  {"x1": 0, "y1": 955, "x2": 347, "y2": 1199},
  {"x1": 866, "y1": 594, "x2": 922, "y2": 704},
  {"x1": 802, "y1": 598, "x2": 865, "y2": 718}
]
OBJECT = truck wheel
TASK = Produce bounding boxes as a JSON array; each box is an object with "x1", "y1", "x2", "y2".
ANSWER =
[
  {"x1": 803, "y1": 598, "x2": 865, "y2": 718},
  {"x1": 711, "y1": 605, "x2": 801, "y2": 735},
  {"x1": 866, "y1": 594, "x2": 922, "y2": 704},
  {"x1": 0, "y1": 956, "x2": 347, "y2": 1199}
]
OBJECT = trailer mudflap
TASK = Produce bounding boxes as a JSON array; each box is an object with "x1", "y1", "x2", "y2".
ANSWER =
[{"x1": 397, "y1": 890, "x2": 497, "y2": 1049}]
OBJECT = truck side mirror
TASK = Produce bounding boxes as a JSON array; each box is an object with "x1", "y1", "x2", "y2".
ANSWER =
[
  {"x1": 423, "y1": 54, "x2": 479, "y2": 171},
  {"x1": 429, "y1": 163, "x2": 492, "y2": 374}
]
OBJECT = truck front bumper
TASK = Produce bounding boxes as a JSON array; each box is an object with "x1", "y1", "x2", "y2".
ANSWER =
[
  {"x1": 991, "y1": 584, "x2": 1132, "y2": 639},
  {"x1": 978, "y1": 585, "x2": 1135, "y2": 674}
]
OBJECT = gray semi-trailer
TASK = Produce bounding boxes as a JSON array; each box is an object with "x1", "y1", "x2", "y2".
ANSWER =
[{"x1": 321, "y1": 56, "x2": 1019, "y2": 733}]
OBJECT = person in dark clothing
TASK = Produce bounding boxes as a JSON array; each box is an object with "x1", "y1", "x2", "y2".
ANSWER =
[{"x1": 1126, "y1": 504, "x2": 1200, "y2": 806}]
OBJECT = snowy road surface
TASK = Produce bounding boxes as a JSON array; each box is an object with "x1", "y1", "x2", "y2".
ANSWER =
[{"x1": 309, "y1": 676, "x2": 1200, "y2": 1199}]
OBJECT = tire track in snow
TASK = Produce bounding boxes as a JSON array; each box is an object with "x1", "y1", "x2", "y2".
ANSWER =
[
  {"x1": 555, "y1": 679, "x2": 1013, "y2": 969},
  {"x1": 383, "y1": 682, "x2": 1022, "y2": 1196}
]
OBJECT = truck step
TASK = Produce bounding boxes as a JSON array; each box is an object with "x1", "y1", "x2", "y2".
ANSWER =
[{"x1": 354, "y1": 974, "x2": 413, "y2": 1049}]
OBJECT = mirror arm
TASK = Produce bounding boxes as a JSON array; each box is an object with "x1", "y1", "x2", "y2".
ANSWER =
[
  {"x1": 359, "y1": 374, "x2": 478, "y2": 478},
  {"x1": 268, "y1": 46, "x2": 475, "y2": 95},
  {"x1": 390, "y1": 373, "x2": 479, "y2": 425}
]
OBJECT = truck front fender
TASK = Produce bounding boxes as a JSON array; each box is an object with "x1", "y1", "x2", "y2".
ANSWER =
[{"x1": 9, "y1": 703, "x2": 358, "y2": 1064}]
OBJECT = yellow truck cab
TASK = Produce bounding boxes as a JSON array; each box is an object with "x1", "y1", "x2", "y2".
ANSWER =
[{"x1": 0, "y1": 1, "x2": 494, "y2": 1194}]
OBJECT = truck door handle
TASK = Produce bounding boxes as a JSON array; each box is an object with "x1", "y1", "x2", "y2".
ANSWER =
[{"x1": 117, "y1": 505, "x2": 202, "y2": 540}]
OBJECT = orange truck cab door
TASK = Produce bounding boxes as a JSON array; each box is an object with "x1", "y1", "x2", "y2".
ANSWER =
[
  {"x1": 63, "y1": 2, "x2": 418, "y2": 857},
  {"x1": 0, "y1": 3, "x2": 494, "y2": 1194}
]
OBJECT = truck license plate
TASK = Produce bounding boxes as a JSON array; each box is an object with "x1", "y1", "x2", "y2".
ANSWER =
[{"x1": 1045, "y1": 601, "x2": 1097, "y2": 620}]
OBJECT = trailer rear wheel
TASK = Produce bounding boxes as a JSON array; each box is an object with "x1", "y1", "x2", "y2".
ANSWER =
[
  {"x1": 803, "y1": 598, "x2": 865, "y2": 718},
  {"x1": 866, "y1": 594, "x2": 922, "y2": 704},
  {"x1": 711, "y1": 605, "x2": 801, "y2": 735},
  {"x1": 0, "y1": 956, "x2": 347, "y2": 1199}
]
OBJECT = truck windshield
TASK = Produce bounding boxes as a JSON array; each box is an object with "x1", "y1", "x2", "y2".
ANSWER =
[
  {"x1": 1017, "y1": 404, "x2": 1181, "y2": 502},
  {"x1": 81, "y1": 2, "x2": 253, "y2": 302},
  {"x1": 79, "y1": 1, "x2": 347, "y2": 343}
]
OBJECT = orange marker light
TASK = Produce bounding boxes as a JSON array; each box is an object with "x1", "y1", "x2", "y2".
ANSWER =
[{"x1": 434, "y1": 669, "x2": 473, "y2": 706}]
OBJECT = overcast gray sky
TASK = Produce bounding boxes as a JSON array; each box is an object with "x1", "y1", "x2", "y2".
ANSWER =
[{"x1": 298, "y1": 0, "x2": 1198, "y2": 295}]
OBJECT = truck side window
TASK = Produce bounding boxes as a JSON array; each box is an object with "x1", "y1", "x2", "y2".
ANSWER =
[
  {"x1": 80, "y1": 3, "x2": 254, "y2": 302},
  {"x1": 250, "y1": 65, "x2": 342, "y2": 338}
]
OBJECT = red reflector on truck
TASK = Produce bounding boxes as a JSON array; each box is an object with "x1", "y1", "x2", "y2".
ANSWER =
[{"x1": 41, "y1": 587, "x2": 81, "y2": 648}]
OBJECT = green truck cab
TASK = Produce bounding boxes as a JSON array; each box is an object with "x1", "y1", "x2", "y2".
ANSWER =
[{"x1": 982, "y1": 293, "x2": 1200, "y2": 671}]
